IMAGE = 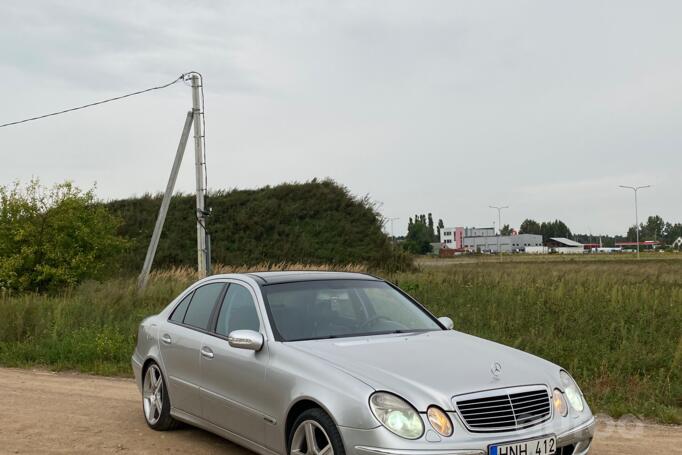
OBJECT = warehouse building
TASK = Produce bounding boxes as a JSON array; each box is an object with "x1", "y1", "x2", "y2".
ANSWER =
[
  {"x1": 463, "y1": 233, "x2": 543, "y2": 253},
  {"x1": 546, "y1": 237, "x2": 584, "y2": 254},
  {"x1": 440, "y1": 226, "x2": 542, "y2": 253},
  {"x1": 440, "y1": 226, "x2": 495, "y2": 249}
]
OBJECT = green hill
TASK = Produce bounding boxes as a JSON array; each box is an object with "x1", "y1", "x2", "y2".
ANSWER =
[{"x1": 107, "y1": 179, "x2": 410, "y2": 273}]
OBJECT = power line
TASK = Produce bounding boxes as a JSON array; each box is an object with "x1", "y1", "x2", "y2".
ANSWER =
[
  {"x1": 0, "y1": 70, "x2": 211, "y2": 227},
  {"x1": 0, "y1": 74, "x2": 186, "y2": 129}
]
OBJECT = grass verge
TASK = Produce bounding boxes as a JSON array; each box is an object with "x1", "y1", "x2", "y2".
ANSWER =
[{"x1": 0, "y1": 258, "x2": 680, "y2": 423}]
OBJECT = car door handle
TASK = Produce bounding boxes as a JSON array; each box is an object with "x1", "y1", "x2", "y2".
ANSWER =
[
  {"x1": 200, "y1": 346, "x2": 214, "y2": 359},
  {"x1": 161, "y1": 334, "x2": 172, "y2": 345}
]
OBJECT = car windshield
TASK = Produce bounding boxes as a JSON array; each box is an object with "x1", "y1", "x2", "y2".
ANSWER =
[{"x1": 262, "y1": 279, "x2": 442, "y2": 341}]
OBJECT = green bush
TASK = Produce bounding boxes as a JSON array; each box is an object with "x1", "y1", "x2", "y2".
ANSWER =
[
  {"x1": 107, "y1": 179, "x2": 411, "y2": 273},
  {"x1": 402, "y1": 221, "x2": 433, "y2": 255},
  {"x1": 0, "y1": 180, "x2": 125, "y2": 293}
]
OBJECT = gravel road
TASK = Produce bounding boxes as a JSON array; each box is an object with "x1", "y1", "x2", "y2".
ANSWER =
[{"x1": 0, "y1": 368, "x2": 679, "y2": 454}]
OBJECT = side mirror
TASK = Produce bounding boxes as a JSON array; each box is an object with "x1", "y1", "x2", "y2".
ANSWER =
[
  {"x1": 438, "y1": 316, "x2": 454, "y2": 330},
  {"x1": 228, "y1": 330, "x2": 264, "y2": 351}
]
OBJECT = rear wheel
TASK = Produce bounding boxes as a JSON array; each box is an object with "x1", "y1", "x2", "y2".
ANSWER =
[
  {"x1": 289, "y1": 408, "x2": 345, "y2": 455},
  {"x1": 142, "y1": 362, "x2": 178, "y2": 430}
]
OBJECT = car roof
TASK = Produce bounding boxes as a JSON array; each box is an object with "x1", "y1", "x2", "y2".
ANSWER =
[{"x1": 244, "y1": 271, "x2": 381, "y2": 285}]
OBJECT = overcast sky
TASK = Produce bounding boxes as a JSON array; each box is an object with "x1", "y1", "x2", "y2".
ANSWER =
[{"x1": 1, "y1": 1, "x2": 680, "y2": 236}]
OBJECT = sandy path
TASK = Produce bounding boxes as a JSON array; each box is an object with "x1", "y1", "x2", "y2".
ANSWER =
[{"x1": 0, "y1": 368, "x2": 679, "y2": 454}]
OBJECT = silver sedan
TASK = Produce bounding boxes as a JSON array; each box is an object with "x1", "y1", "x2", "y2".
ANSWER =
[{"x1": 132, "y1": 272, "x2": 595, "y2": 455}]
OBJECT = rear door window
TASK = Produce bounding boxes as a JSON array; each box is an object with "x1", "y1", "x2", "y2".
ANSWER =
[{"x1": 183, "y1": 283, "x2": 224, "y2": 330}]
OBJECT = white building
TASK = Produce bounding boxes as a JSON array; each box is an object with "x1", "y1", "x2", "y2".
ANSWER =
[
  {"x1": 440, "y1": 227, "x2": 495, "y2": 249},
  {"x1": 463, "y1": 233, "x2": 543, "y2": 253}
]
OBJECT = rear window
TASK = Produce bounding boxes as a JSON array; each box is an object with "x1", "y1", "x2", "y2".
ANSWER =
[{"x1": 169, "y1": 292, "x2": 193, "y2": 323}]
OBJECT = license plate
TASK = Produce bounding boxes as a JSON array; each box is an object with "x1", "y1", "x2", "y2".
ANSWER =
[{"x1": 489, "y1": 435, "x2": 556, "y2": 455}]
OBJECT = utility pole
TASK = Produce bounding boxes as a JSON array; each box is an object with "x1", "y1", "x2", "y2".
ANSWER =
[
  {"x1": 489, "y1": 205, "x2": 509, "y2": 254},
  {"x1": 191, "y1": 74, "x2": 208, "y2": 277},
  {"x1": 619, "y1": 185, "x2": 651, "y2": 259},
  {"x1": 386, "y1": 217, "x2": 399, "y2": 244},
  {"x1": 138, "y1": 112, "x2": 194, "y2": 289}
]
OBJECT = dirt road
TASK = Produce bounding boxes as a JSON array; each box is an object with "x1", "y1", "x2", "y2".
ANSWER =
[{"x1": 0, "y1": 368, "x2": 679, "y2": 454}]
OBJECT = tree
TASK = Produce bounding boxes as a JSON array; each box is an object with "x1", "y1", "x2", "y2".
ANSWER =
[
  {"x1": 643, "y1": 215, "x2": 665, "y2": 241},
  {"x1": 626, "y1": 225, "x2": 640, "y2": 242},
  {"x1": 519, "y1": 219, "x2": 541, "y2": 235},
  {"x1": 664, "y1": 222, "x2": 682, "y2": 244},
  {"x1": 402, "y1": 216, "x2": 433, "y2": 255},
  {"x1": 539, "y1": 219, "x2": 572, "y2": 242},
  {"x1": 0, "y1": 180, "x2": 126, "y2": 292},
  {"x1": 427, "y1": 213, "x2": 435, "y2": 239},
  {"x1": 620, "y1": 216, "x2": 682, "y2": 245},
  {"x1": 500, "y1": 224, "x2": 513, "y2": 236},
  {"x1": 436, "y1": 218, "x2": 444, "y2": 240}
]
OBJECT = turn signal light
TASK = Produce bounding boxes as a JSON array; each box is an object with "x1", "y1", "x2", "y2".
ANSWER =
[
  {"x1": 553, "y1": 389, "x2": 568, "y2": 417},
  {"x1": 427, "y1": 406, "x2": 453, "y2": 437}
]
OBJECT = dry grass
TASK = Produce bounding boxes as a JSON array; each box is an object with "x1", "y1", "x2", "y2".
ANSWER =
[{"x1": 148, "y1": 262, "x2": 369, "y2": 283}]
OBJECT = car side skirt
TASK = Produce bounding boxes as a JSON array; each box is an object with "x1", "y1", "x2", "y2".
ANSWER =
[{"x1": 171, "y1": 407, "x2": 279, "y2": 455}]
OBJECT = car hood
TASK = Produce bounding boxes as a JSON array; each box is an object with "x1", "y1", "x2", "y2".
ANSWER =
[{"x1": 290, "y1": 330, "x2": 559, "y2": 411}]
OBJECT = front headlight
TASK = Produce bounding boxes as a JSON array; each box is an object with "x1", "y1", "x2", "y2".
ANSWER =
[
  {"x1": 369, "y1": 392, "x2": 424, "y2": 439},
  {"x1": 560, "y1": 370, "x2": 585, "y2": 413}
]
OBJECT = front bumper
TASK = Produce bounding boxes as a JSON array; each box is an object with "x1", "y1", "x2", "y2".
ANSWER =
[{"x1": 345, "y1": 416, "x2": 595, "y2": 455}]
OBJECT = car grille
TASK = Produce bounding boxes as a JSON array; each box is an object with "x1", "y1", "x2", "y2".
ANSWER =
[{"x1": 454, "y1": 386, "x2": 552, "y2": 432}]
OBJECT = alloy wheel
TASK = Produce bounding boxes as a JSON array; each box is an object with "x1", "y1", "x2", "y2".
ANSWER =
[
  {"x1": 290, "y1": 420, "x2": 334, "y2": 455},
  {"x1": 143, "y1": 364, "x2": 164, "y2": 425}
]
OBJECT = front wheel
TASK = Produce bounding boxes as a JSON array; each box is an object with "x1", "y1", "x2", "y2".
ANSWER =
[
  {"x1": 289, "y1": 408, "x2": 345, "y2": 455},
  {"x1": 142, "y1": 362, "x2": 178, "y2": 430}
]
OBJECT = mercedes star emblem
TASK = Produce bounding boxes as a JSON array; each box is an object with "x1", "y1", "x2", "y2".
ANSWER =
[{"x1": 491, "y1": 361, "x2": 503, "y2": 378}]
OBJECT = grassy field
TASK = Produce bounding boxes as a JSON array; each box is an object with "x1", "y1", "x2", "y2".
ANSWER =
[{"x1": 0, "y1": 256, "x2": 680, "y2": 423}]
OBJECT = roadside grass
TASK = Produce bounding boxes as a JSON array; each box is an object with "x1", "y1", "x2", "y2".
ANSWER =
[
  {"x1": 0, "y1": 276, "x2": 187, "y2": 376},
  {"x1": 390, "y1": 257, "x2": 682, "y2": 424},
  {"x1": 0, "y1": 263, "x2": 367, "y2": 375},
  {"x1": 0, "y1": 257, "x2": 680, "y2": 423}
]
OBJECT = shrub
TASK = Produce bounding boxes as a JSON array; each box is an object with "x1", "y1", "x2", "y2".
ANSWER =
[
  {"x1": 0, "y1": 180, "x2": 126, "y2": 292},
  {"x1": 107, "y1": 179, "x2": 411, "y2": 273}
]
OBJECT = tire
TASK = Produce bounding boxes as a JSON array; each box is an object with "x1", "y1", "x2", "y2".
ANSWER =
[
  {"x1": 288, "y1": 408, "x2": 345, "y2": 455},
  {"x1": 142, "y1": 362, "x2": 179, "y2": 431}
]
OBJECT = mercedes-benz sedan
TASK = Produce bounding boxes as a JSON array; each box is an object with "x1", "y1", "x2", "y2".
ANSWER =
[{"x1": 132, "y1": 272, "x2": 595, "y2": 455}]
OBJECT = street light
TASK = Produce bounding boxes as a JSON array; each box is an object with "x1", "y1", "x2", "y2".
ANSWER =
[
  {"x1": 489, "y1": 205, "x2": 509, "y2": 254},
  {"x1": 619, "y1": 185, "x2": 651, "y2": 259}
]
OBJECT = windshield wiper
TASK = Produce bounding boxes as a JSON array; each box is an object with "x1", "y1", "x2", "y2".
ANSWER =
[
  {"x1": 285, "y1": 329, "x2": 432, "y2": 342},
  {"x1": 286, "y1": 334, "x2": 342, "y2": 342}
]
